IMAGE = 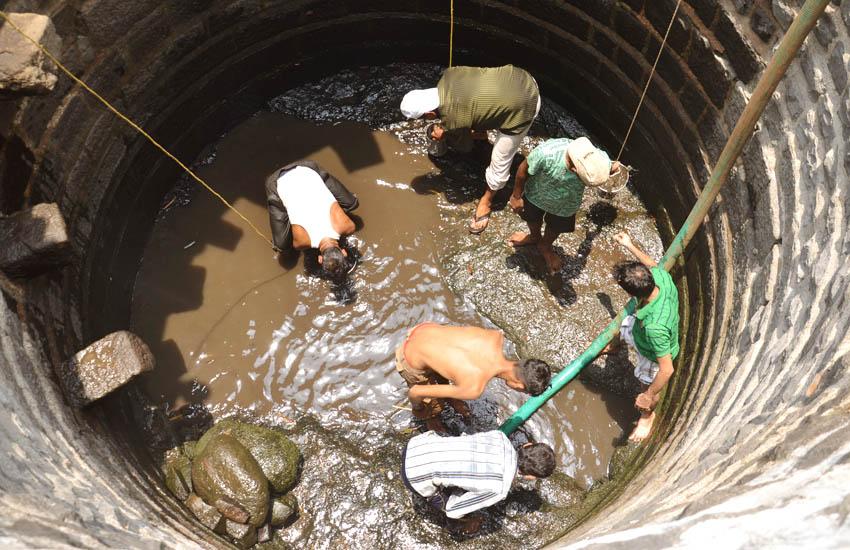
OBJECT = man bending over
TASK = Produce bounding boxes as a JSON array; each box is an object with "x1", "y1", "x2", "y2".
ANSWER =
[
  {"x1": 400, "y1": 65, "x2": 540, "y2": 234},
  {"x1": 509, "y1": 136, "x2": 620, "y2": 274},
  {"x1": 402, "y1": 429, "x2": 556, "y2": 533},
  {"x1": 602, "y1": 232, "x2": 680, "y2": 441},
  {"x1": 265, "y1": 160, "x2": 358, "y2": 279},
  {"x1": 395, "y1": 323, "x2": 551, "y2": 431}
]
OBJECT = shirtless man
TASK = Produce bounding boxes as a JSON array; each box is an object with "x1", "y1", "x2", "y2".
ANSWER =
[
  {"x1": 395, "y1": 324, "x2": 551, "y2": 431},
  {"x1": 601, "y1": 232, "x2": 680, "y2": 441},
  {"x1": 265, "y1": 160, "x2": 358, "y2": 279}
]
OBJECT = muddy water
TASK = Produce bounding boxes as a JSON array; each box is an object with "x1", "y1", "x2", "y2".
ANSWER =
[{"x1": 131, "y1": 63, "x2": 657, "y2": 549}]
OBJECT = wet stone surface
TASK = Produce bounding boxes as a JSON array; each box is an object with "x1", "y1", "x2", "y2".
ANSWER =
[
  {"x1": 60, "y1": 330, "x2": 154, "y2": 408},
  {"x1": 132, "y1": 63, "x2": 664, "y2": 549}
]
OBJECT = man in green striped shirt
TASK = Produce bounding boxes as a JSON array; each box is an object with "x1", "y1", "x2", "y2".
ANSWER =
[
  {"x1": 509, "y1": 136, "x2": 619, "y2": 274},
  {"x1": 400, "y1": 65, "x2": 540, "y2": 234},
  {"x1": 601, "y1": 231, "x2": 679, "y2": 441}
]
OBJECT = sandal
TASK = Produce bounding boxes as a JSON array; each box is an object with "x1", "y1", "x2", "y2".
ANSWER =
[{"x1": 468, "y1": 211, "x2": 491, "y2": 234}]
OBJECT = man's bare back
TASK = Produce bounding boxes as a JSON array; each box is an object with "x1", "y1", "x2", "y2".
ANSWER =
[
  {"x1": 404, "y1": 324, "x2": 514, "y2": 399},
  {"x1": 394, "y1": 324, "x2": 551, "y2": 432}
]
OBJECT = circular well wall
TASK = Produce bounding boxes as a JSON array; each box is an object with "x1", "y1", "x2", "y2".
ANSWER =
[{"x1": 1, "y1": 1, "x2": 849, "y2": 548}]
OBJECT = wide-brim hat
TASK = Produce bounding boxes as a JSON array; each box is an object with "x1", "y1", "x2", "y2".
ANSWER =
[{"x1": 566, "y1": 137, "x2": 609, "y2": 187}]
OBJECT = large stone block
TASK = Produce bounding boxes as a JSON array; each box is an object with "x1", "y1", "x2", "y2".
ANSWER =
[
  {"x1": 0, "y1": 13, "x2": 61, "y2": 97},
  {"x1": 715, "y1": 8, "x2": 764, "y2": 83},
  {"x1": 0, "y1": 202, "x2": 71, "y2": 278},
  {"x1": 688, "y1": 32, "x2": 733, "y2": 107},
  {"x1": 58, "y1": 330, "x2": 154, "y2": 408}
]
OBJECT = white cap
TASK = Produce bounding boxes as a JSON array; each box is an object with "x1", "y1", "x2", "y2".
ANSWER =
[
  {"x1": 400, "y1": 88, "x2": 440, "y2": 119},
  {"x1": 566, "y1": 137, "x2": 609, "y2": 186}
]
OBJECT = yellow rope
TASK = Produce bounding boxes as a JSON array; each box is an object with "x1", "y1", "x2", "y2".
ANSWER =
[
  {"x1": 0, "y1": 10, "x2": 278, "y2": 250},
  {"x1": 616, "y1": 0, "x2": 683, "y2": 163},
  {"x1": 449, "y1": 0, "x2": 454, "y2": 67}
]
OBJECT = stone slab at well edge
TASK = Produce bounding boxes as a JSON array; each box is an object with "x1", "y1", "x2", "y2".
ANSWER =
[{"x1": 58, "y1": 330, "x2": 155, "y2": 408}]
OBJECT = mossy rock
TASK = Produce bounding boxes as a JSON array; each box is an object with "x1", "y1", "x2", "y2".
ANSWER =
[
  {"x1": 607, "y1": 441, "x2": 640, "y2": 480},
  {"x1": 162, "y1": 444, "x2": 194, "y2": 501},
  {"x1": 197, "y1": 419, "x2": 300, "y2": 493},
  {"x1": 225, "y1": 519, "x2": 258, "y2": 549},
  {"x1": 192, "y1": 433, "x2": 270, "y2": 527},
  {"x1": 185, "y1": 492, "x2": 224, "y2": 533},
  {"x1": 255, "y1": 535, "x2": 293, "y2": 550},
  {"x1": 269, "y1": 493, "x2": 298, "y2": 527}
]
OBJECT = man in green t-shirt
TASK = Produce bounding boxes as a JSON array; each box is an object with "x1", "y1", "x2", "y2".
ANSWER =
[
  {"x1": 600, "y1": 231, "x2": 680, "y2": 441},
  {"x1": 400, "y1": 65, "x2": 540, "y2": 234},
  {"x1": 509, "y1": 136, "x2": 620, "y2": 274}
]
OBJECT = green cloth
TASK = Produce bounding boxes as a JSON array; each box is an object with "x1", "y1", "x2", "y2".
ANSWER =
[
  {"x1": 437, "y1": 65, "x2": 538, "y2": 136},
  {"x1": 524, "y1": 138, "x2": 611, "y2": 218},
  {"x1": 633, "y1": 267, "x2": 680, "y2": 361}
]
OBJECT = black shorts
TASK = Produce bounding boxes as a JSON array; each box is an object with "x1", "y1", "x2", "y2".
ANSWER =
[{"x1": 519, "y1": 196, "x2": 576, "y2": 234}]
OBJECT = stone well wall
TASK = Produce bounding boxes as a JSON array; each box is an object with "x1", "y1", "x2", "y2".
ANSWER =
[{"x1": 0, "y1": 0, "x2": 848, "y2": 548}]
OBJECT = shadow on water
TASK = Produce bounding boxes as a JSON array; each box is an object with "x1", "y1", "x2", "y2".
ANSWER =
[
  {"x1": 133, "y1": 116, "x2": 385, "y2": 411},
  {"x1": 506, "y1": 202, "x2": 618, "y2": 306}
]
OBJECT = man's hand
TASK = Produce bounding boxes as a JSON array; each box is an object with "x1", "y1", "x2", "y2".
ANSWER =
[
  {"x1": 412, "y1": 403, "x2": 432, "y2": 419},
  {"x1": 613, "y1": 231, "x2": 633, "y2": 249},
  {"x1": 610, "y1": 160, "x2": 622, "y2": 175},
  {"x1": 635, "y1": 391, "x2": 658, "y2": 412},
  {"x1": 509, "y1": 194, "x2": 524, "y2": 213}
]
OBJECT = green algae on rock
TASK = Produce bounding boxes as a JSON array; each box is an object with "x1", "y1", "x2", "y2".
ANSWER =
[
  {"x1": 192, "y1": 433, "x2": 270, "y2": 527},
  {"x1": 196, "y1": 419, "x2": 300, "y2": 494}
]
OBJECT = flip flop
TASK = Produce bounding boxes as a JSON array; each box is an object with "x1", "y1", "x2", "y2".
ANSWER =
[{"x1": 468, "y1": 211, "x2": 491, "y2": 234}]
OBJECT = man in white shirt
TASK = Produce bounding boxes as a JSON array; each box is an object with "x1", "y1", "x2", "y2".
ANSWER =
[
  {"x1": 264, "y1": 160, "x2": 359, "y2": 279},
  {"x1": 401, "y1": 430, "x2": 555, "y2": 533}
]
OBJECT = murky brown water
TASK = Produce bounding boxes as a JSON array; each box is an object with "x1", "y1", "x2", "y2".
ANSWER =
[{"x1": 131, "y1": 63, "x2": 656, "y2": 549}]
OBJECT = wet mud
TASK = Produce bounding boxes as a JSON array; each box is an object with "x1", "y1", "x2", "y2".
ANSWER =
[{"x1": 131, "y1": 63, "x2": 663, "y2": 549}]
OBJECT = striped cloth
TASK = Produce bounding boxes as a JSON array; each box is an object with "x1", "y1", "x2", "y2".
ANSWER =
[
  {"x1": 436, "y1": 65, "x2": 539, "y2": 135},
  {"x1": 403, "y1": 430, "x2": 517, "y2": 519},
  {"x1": 632, "y1": 267, "x2": 680, "y2": 360}
]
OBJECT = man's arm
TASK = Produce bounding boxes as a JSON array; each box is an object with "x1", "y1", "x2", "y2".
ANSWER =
[
  {"x1": 445, "y1": 490, "x2": 503, "y2": 519},
  {"x1": 290, "y1": 226, "x2": 312, "y2": 250},
  {"x1": 635, "y1": 353, "x2": 674, "y2": 411},
  {"x1": 614, "y1": 232, "x2": 657, "y2": 267},
  {"x1": 509, "y1": 160, "x2": 530, "y2": 212}
]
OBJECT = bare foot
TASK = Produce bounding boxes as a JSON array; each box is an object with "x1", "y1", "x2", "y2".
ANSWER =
[
  {"x1": 539, "y1": 246, "x2": 563, "y2": 274},
  {"x1": 426, "y1": 416, "x2": 447, "y2": 433},
  {"x1": 628, "y1": 411, "x2": 655, "y2": 441},
  {"x1": 509, "y1": 232, "x2": 539, "y2": 247},
  {"x1": 447, "y1": 398, "x2": 471, "y2": 417}
]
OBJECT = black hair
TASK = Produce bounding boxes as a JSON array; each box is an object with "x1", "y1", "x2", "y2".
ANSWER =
[
  {"x1": 517, "y1": 443, "x2": 556, "y2": 478},
  {"x1": 425, "y1": 123, "x2": 447, "y2": 157},
  {"x1": 613, "y1": 261, "x2": 654, "y2": 298},
  {"x1": 321, "y1": 246, "x2": 348, "y2": 280},
  {"x1": 516, "y1": 359, "x2": 551, "y2": 396}
]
